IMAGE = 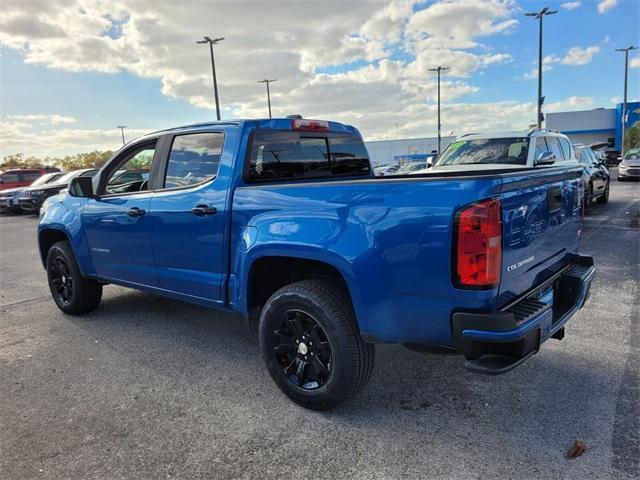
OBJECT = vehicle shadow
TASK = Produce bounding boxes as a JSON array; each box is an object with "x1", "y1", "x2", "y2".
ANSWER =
[{"x1": 65, "y1": 286, "x2": 625, "y2": 477}]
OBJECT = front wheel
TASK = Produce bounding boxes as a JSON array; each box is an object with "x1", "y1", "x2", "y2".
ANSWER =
[
  {"x1": 46, "y1": 241, "x2": 103, "y2": 314},
  {"x1": 259, "y1": 279, "x2": 375, "y2": 410}
]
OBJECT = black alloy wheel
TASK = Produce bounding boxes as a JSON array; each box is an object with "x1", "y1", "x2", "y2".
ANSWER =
[
  {"x1": 46, "y1": 241, "x2": 102, "y2": 314},
  {"x1": 273, "y1": 309, "x2": 332, "y2": 390},
  {"x1": 49, "y1": 253, "x2": 73, "y2": 306},
  {"x1": 259, "y1": 279, "x2": 375, "y2": 410}
]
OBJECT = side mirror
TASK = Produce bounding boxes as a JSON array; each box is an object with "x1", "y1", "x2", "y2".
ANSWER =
[
  {"x1": 69, "y1": 176, "x2": 94, "y2": 198},
  {"x1": 535, "y1": 151, "x2": 556, "y2": 166}
]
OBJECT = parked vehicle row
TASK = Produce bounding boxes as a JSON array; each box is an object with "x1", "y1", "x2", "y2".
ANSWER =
[
  {"x1": 0, "y1": 167, "x2": 60, "y2": 191},
  {"x1": 38, "y1": 119, "x2": 595, "y2": 410},
  {"x1": 574, "y1": 144, "x2": 610, "y2": 208},
  {"x1": 0, "y1": 168, "x2": 100, "y2": 214}
]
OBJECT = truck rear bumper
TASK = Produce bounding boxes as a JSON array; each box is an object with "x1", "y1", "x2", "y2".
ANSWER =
[{"x1": 451, "y1": 254, "x2": 595, "y2": 374}]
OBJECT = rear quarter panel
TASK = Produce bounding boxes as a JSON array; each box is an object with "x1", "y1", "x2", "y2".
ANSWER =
[{"x1": 230, "y1": 176, "x2": 503, "y2": 345}]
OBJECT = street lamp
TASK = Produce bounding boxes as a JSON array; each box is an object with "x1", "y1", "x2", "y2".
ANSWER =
[
  {"x1": 616, "y1": 45, "x2": 638, "y2": 156},
  {"x1": 525, "y1": 7, "x2": 557, "y2": 129},
  {"x1": 258, "y1": 79, "x2": 277, "y2": 118},
  {"x1": 197, "y1": 36, "x2": 225, "y2": 121},
  {"x1": 117, "y1": 126, "x2": 127, "y2": 145},
  {"x1": 428, "y1": 66, "x2": 449, "y2": 154}
]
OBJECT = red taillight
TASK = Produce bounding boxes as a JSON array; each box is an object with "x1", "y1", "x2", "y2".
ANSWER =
[
  {"x1": 454, "y1": 199, "x2": 502, "y2": 289},
  {"x1": 291, "y1": 119, "x2": 330, "y2": 131}
]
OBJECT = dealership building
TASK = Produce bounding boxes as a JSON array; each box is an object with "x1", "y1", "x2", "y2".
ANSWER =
[
  {"x1": 364, "y1": 102, "x2": 639, "y2": 167},
  {"x1": 546, "y1": 101, "x2": 640, "y2": 151}
]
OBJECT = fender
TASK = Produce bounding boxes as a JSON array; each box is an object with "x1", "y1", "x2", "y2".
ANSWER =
[
  {"x1": 38, "y1": 194, "x2": 97, "y2": 277},
  {"x1": 231, "y1": 241, "x2": 364, "y2": 326}
]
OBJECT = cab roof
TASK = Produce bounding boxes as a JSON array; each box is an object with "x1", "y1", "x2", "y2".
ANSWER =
[
  {"x1": 457, "y1": 128, "x2": 565, "y2": 141},
  {"x1": 146, "y1": 118, "x2": 359, "y2": 137}
]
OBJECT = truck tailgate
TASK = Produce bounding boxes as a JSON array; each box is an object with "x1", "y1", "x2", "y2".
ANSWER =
[{"x1": 497, "y1": 166, "x2": 583, "y2": 305}]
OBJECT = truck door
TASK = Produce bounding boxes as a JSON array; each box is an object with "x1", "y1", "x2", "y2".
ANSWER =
[
  {"x1": 82, "y1": 139, "x2": 159, "y2": 286},
  {"x1": 148, "y1": 128, "x2": 235, "y2": 305}
]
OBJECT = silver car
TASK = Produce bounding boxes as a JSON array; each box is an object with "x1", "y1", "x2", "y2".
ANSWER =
[{"x1": 618, "y1": 148, "x2": 640, "y2": 181}]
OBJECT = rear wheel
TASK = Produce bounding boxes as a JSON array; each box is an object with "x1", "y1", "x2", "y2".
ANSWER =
[
  {"x1": 597, "y1": 181, "x2": 610, "y2": 204},
  {"x1": 46, "y1": 241, "x2": 102, "y2": 314},
  {"x1": 259, "y1": 279, "x2": 374, "y2": 410}
]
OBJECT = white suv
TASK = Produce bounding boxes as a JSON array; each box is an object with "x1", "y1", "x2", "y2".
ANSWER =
[{"x1": 412, "y1": 129, "x2": 577, "y2": 173}]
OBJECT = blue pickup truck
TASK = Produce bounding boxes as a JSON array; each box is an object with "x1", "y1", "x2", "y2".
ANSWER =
[{"x1": 38, "y1": 119, "x2": 595, "y2": 410}]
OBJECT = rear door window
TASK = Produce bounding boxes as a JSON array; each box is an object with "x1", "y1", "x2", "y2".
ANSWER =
[
  {"x1": 163, "y1": 132, "x2": 224, "y2": 189},
  {"x1": 22, "y1": 171, "x2": 41, "y2": 183},
  {"x1": 248, "y1": 131, "x2": 369, "y2": 181}
]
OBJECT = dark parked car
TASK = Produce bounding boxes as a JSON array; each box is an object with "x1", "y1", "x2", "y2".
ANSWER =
[
  {"x1": 19, "y1": 169, "x2": 97, "y2": 214},
  {"x1": 0, "y1": 167, "x2": 60, "y2": 191},
  {"x1": 0, "y1": 172, "x2": 66, "y2": 213},
  {"x1": 574, "y1": 144, "x2": 610, "y2": 208},
  {"x1": 618, "y1": 148, "x2": 640, "y2": 181}
]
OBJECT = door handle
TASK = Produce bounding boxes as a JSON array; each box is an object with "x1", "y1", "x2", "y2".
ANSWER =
[
  {"x1": 127, "y1": 207, "x2": 146, "y2": 217},
  {"x1": 191, "y1": 204, "x2": 217, "y2": 216}
]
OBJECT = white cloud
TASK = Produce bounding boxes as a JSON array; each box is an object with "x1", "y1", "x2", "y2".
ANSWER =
[
  {"x1": 5, "y1": 114, "x2": 76, "y2": 125},
  {"x1": 0, "y1": 115, "x2": 149, "y2": 158},
  {"x1": 523, "y1": 45, "x2": 601, "y2": 77},
  {"x1": 5, "y1": 95, "x2": 597, "y2": 156},
  {"x1": 597, "y1": 0, "x2": 618, "y2": 14},
  {"x1": 561, "y1": 46, "x2": 601, "y2": 65},
  {"x1": 546, "y1": 96, "x2": 594, "y2": 113},
  {"x1": 630, "y1": 57, "x2": 640, "y2": 68},
  {"x1": 561, "y1": 2, "x2": 582, "y2": 10},
  {"x1": 0, "y1": 0, "x2": 523, "y2": 157}
]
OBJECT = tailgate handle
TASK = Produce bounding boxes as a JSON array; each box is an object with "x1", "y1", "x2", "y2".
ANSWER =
[{"x1": 547, "y1": 187, "x2": 563, "y2": 212}]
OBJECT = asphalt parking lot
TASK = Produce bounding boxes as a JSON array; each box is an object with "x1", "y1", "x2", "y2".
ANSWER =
[{"x1": 1, "y1": 175, "x2": 638, "y2": 480}]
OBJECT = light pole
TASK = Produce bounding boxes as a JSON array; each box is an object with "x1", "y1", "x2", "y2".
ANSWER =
[
  {"x1": 616, "y1": 46, "x2": 638, "y2": 156},
  {"x1": 428, "y1": 66, "x2": 449, "y2": 154},
  {"x1": 117, "y1": 126, "x2": 126, "y2": 145},
  {"x1": 258, "y1": 79, "x2": 277, "y2": 118},
  {"x1": 197, "y1": 36, "x2": 225, "y2": 121},
  {"x1": 525, "y1": 7, "x2": 557, "y2": 129}
]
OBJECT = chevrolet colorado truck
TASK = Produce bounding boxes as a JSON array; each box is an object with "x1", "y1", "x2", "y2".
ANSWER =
[{"x1": 38, "y1": 119, "x2": 595, "y2": 410}]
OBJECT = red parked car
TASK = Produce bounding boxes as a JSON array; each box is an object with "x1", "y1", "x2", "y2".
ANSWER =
[{"x1": 0, "y1": 167, "x2": 60, "y2": 191}]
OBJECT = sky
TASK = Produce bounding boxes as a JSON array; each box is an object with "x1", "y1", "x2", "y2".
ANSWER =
[{"x1": 1, "y1": 0, "x2": 639, "y2": 158}]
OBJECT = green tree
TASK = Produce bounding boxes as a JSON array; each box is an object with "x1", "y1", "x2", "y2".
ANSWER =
[
  {"x1": 623, "y1": 121, "x2": 640, "y2": 152},
  {"x1": 54, "y1": 151, "x2": 114, "y2": 171},
  {"x1": 0, "y1": 154, "x2": 45, "y2": 169},
  {"x1": 1, "y1": 151, "x2": 114, "y2": 171}
]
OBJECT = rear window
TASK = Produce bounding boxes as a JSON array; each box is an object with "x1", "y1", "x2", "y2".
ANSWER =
[
  {"x1": 247, "y1": 131, "x2": 370, "y2": 181},
  {"x1": 22, "y1": 172, "x2": 42, "y2": 183},
  {"x1": 436, "y1": 138, "x2": 530, "y2": 166}
]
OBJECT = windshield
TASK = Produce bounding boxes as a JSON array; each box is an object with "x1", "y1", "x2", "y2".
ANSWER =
[
  {"x1": 30, "y1": 172, "x2": 63, "y2": 187},
  {"x1": 624, "y1": 149, "x2": 640, "y2": 161},
  {"x1": 436, "y1": 138, "x2": 530, "y2": 166}
]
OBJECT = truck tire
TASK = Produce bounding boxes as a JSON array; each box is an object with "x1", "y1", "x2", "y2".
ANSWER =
[
  {"x1": 597, "y1": 182, "x2": 610, "y2": 204},
  {"x1": 259, "y1": 279, "x2": 375, "y2": 410},
  {"x1": 46, "y1": 241, "x2": 102, "y2": 315}
]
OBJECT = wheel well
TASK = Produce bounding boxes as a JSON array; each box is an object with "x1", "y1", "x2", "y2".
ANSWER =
[
  {"x1": 247, "y1": 257, "x2": 352, "y2": 313},
  {"x1": 38, "y1": 229, "x2": 69, "y2": 267}
]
